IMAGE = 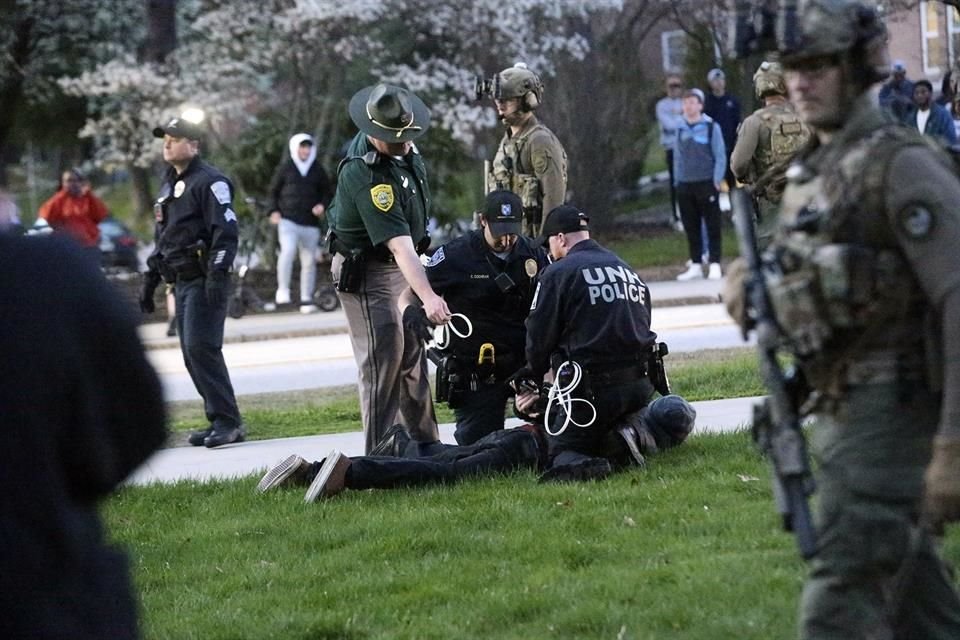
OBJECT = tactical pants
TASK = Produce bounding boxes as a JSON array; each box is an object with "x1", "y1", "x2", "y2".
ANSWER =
[
  {"x1": 174, "y1": 275, "x2": 242, "y2": 429},
  {"x1": 799, "y1": 381, "x2": 960, "y2": 639},
  {"x1": 452, "y1": 381, "x2": 512, "y2": 446},
  {"x1": 677, "y1": 180, "x2": 722, "y2": 264},
  {"x1": 333, "y1": 255, "x2": 438, "y2": 454},
  {"x1": 346, "y1": 427, "x2": 542, "y2": 490},
  {"x1": 546, "y1": 374, "x2": 654, "y2": 470}
]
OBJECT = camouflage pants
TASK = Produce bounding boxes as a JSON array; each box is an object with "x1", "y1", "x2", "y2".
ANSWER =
[{"x1": 799, "y1": 381, "x2": 960, "y2": 639}]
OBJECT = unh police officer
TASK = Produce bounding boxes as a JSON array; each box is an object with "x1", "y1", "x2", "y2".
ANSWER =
[
  {"x1": 519, "y1": 204, "x2": 658, "y2": 481},
  {"x1": 140, "y1": 114, "x2": 245, "y2": 448},
  {"x1": 404, "y1": 189, "x2": 548, "y2": 445}
]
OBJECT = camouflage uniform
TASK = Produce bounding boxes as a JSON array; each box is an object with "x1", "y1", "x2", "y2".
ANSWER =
[
  {"x1": 729, "y1": 2, "x2": 960, "y2": 637},
  {"x1": 488, "y1": 65, "x2": 568, "y2": 236},
  {"x1": 730, "y1": 61, "x2": 811, "y2": 243}
]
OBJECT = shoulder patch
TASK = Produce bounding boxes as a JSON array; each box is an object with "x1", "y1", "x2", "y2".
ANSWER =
[
  {"x1": 210, "y1": 181, "x2": 231, "y2": 205},
  {"x1": 370, "y1": 184, "x2": 394, "y2": 212},
  {"x1": 897, "y1": 205, "x2": 935, "y2": 240},
  {"x1": 425, "y1": 246, "x2": 445, "y2": 267},
  {"x1": 223, "y1": 208, "x2": 238, "y2": 223}
]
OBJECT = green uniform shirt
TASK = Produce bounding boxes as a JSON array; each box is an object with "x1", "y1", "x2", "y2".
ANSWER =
[{"x1": 329, "y1": 132, "x2": 431, "y2": 253}]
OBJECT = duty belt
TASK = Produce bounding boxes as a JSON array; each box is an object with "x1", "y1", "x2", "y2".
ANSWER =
[{"x1": 586, "y1": 362, "x2": 648, "y2": 386}]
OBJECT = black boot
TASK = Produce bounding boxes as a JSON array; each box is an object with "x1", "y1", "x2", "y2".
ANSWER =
[{"x1": 204, "y1": 423, "x2": 246, "y2": 448}]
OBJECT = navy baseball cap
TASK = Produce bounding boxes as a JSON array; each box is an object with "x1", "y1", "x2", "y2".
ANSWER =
[
  {"x1": 536, "y1": 204, "x2": 589, "y2": 246},
  {"x1": 483, "y1": 190, "x2": 523, "y2": 236},
  {"x1": 152, "y1": 117, "x2": 204, "y2": 141}
]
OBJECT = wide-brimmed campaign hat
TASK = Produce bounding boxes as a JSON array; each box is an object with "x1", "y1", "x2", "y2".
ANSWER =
[{"x1": 348, "y1": 83, "x2": 431, "y2": 142}]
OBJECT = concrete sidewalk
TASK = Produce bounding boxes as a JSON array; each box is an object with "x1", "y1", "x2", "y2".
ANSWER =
[
  {"x1": 127, "y1": 395, "x2": 757, "y2": 486},
  {"x1": 139, "y1": 277, "x2": 723, "y2": 350}
]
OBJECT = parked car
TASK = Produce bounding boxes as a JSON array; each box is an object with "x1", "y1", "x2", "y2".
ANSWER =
[{"x1": 98, "y1": 217, "x2": 139, "y2": 272}]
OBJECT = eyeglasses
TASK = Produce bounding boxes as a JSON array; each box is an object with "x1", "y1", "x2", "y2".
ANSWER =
[{"x1": 366, "y1": 105, "x2": 422, "y2": 139}]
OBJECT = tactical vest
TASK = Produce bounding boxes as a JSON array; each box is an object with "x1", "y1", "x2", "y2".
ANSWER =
[
  {"x1": 753, "y1": 104, "x2": 810, "y2": 202},
  {"x1": 765, "y1": 126, "x2": 936, "y2": 392},
  {"x1": 489, "y1": 124, "x2": 549, "y2": 215}
]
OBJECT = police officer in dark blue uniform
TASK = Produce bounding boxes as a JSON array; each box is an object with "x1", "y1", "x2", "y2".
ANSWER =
[
  {"x1": 402, "y1": 190, "x2": 547, "y2": 445},
  {"x1": 517, "y1": 204, "x2": 659, "y2": 481},
  {"x1": 140, "y1": 114, "x2": 245, "y2": 448}
]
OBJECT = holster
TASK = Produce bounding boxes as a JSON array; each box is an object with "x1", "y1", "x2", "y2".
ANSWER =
[{"x1": 647, "y1": 342, "x2": 672, "y2": 396}]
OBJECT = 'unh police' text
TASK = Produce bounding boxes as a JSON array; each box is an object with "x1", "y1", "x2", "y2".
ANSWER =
[{"x1": 582, "y1": 266, "x2": 647, "y2": 306}]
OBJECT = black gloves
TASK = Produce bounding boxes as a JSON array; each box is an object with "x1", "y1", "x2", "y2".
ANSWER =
[
  {"x1": 402, "y1": 304, "x2": 434, "y2": 342},
  {"x1": 139, "y1": 271, "x2": 161, "y2": 314},
  {"x1": 205, "y1": 270, "x2": 229, "y2": 308},
  {"x1": 506, "y1": 366, "x2": 539, "y2": 394}
]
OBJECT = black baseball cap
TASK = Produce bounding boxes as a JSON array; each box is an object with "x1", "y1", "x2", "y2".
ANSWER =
[
  {"x1": 152, "y1": 117, "x2": 204, "y2": 141},
  {"x1": 536, "y1": 204, "x2": 589, "y2": 246},
  {"x1": 482, "y1": 190, "x2": 523, "y2": 236}
]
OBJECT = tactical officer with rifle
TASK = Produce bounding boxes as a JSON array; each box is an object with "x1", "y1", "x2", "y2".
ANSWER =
[
  {"x1": 401, "y1": 189, "x2": 548, "y2": 445},
  {"x1": 140, "y1": 112, "x2": 245, "y2": 448},
  {"x1": 725, "y1": 1, "x2": 960, "y2": 636},
  {"x1": 479, "y1": 63, "x2": 568, "y2": 236},
  {"x1": 327, "y1": 83, "x2": 450, "y2": 455},
  {"x1": 730, "y1": 59, "x2": 810, "y2": 246},
  {"x1": 513, "y1": 204, "x2": 674, "y2": 482}
]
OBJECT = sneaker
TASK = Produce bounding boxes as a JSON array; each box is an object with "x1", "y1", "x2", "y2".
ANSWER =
[
  {"x1": 304, "y1": 450, "x2": 351, "y2": 502},
  {"x1": 617, "y1": 426, "x2": 646, "y2": 467},
  {"x1": 708, "y1": 262, "x2": 722, "y2": 280},
  {"x1": 369, "y1": 423, "x2": 411, "y2": 457},
  {"x1": 672, "y1": 218, "x2": 685, "y2": 233},
  {"x1": 275, "y1": 289, "x2": 291, "y2": 305},
  {"x1": 256, "y1": 454, "x2": 316, "y2": 493},
  {"x1": 676, "y1": 263, "x2": 704, "y2": 281},
  {"x1": 187, "y1": 427, "x2": 213, "y2": 447},
  {"x1": 299, "y1": 304, "x2": 319, "y2": 314}
]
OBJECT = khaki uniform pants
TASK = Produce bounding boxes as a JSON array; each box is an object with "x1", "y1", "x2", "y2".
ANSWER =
[
  {"x1": 333, "y1": 255, "x2": 438, "y2": 454},
  {"x1": 800, "y1": 381, "x2": 960, "y2": 639}
]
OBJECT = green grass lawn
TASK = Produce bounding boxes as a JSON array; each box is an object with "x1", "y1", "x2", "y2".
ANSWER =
[
  {"x1": 167, "y1": 348, "x2": 762, "y2": 443},
  {"x1": 107, "y1": 431, "x2": 960, "y2": 639}
]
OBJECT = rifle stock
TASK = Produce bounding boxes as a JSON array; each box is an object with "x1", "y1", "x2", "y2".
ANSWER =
[{"x1": 731, "y1": 187, "x2": 818, "y2": 560}]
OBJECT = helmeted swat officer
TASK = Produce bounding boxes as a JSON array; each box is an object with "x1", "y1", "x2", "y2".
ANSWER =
[
  {"x1": 401, "y1": 190, "x2": 548, "y2": 445},
  {"x1": 487, "y1": 63, "x2": 568, "y2": 237},
  {"x1": 730, "y1": 60, "x2": 811, "y2": 244},
  {"x1": 140, "y1": 113, "x2": 245, "y2": 448},
  {"x1": 517, "y1": 204, "x2": 660, "y2": 482},
  {"x1": 724, "y1": 1, "x2": 960, "y2": 636},
  {"x1": 328, "y1": 83, "x2": 450, "y2": 455}
]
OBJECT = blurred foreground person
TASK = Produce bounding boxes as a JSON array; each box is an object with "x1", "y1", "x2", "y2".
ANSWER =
[
  {"x1": 0, "y1": 233, "x2": 167, "y2": 639},
  {"x1": 725, "y1": 1, "x2": 960, "y2": 637}
]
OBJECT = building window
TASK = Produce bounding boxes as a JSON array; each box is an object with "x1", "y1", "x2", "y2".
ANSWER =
[
  {"x1": 948, "y1": 5, "x2": 960, "y2": 70},
  {"x1": 661, "y1": 29, "x2": 687, "y2": 74},
  {"x1": 921, "y1": 1, "x2": 945, "y2": 74}
]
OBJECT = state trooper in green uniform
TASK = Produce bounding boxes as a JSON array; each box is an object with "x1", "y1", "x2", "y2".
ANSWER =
[
  {"x1": 486, "y1": 63, "x2": 568, "y2": 236},
  {"x1": 725, "y1": 1, "x2": 960, "y2": 637},
  {"x1": 328, "y1": 83, "x2": 451, "y2": 454},
  {"x1": 730, "y1": 60, "x2": 811, "y2": 244}
]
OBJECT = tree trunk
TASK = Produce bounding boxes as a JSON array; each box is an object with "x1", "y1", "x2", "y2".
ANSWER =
[{"x1": 128, "y1": 164, "x2": 153, "y2": 228}]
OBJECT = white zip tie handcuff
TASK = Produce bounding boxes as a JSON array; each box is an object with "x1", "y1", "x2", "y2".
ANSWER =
[
  {"x1": 543, "y1": 361, "x2": 597, "y2": 436},
  {"x1": 430, "y1": 313, "x2": 472, "y2": 349}
]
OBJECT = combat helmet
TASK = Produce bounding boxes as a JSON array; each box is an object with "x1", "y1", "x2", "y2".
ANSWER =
[
  {"x1": 779, "y1": 0, "x2": 889, "y2": 84},
  {"x1": 753, "y1": 61, "x2": 787, "y2": 98},
  {"x1": 496, "y1": 63, "x2": 544, "y2": 111}
]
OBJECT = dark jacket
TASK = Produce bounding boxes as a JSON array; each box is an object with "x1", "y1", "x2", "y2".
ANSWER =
[
  {"x1": 148, "y1": 155, "x2": 239, "y2": 279},
  {"x1": 902, "y1": 102, "x2": 959, "y2": 144},
  {"x1": 525, "y1": 238, "x2": 657, "y2": 379},
  {"x1": 267, "y1": 158, "x2": 333, "y2": 228},
  {"x1": 0, "y1": 234, "x2": 167, "y2": 639},
  {"x1": 703, "y1": 92, "x2": 741, "y2": 158}
]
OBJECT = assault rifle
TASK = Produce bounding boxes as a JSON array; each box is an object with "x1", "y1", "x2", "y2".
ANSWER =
[{"x1": 730, "y1": 187, "x2": 817, "y2": 559}]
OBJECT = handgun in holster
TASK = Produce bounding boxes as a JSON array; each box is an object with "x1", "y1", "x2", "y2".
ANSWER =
[{"x1": 647, "y1": 342, "x2": 672, "y2": 396}]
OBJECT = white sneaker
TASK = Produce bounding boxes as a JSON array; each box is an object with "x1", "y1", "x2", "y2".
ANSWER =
[
  {"x1": 275, "y1": 289, "x2": 291, "y2": 305},
  {"x1": 676, "y1": 263, "x2": 704, "y2": 281},
  {"x1": 708, "y1": 263, "x2": 722, "y2": 280},
  {"x1": 299, "y1": 304, "x2": 319, "y2": 314}
]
